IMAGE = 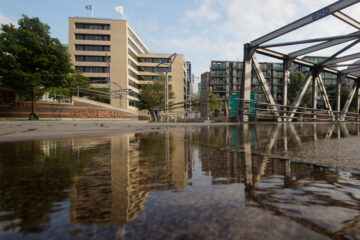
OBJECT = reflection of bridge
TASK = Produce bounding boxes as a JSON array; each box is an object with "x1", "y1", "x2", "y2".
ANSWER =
[
  {"x1": 236, "y1": 123, "x2": 360, "y2": 238},
  {"x1": 199, "y1": 123, "x2": 360, "y2": 238}
]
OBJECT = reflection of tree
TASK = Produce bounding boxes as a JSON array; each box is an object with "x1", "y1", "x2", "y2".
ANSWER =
[{"x1": 0, "y1": 140, "x2": 107, "y2": 234}]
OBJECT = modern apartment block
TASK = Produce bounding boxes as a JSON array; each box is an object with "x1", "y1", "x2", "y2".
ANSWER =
[
  {"x1": 207, "y1": 58, "x2": 345, "y2": 109},
  {"x1": 209, "y1": 60, "x2": 284, "y2": 105},
  {"x1": 68, "y1": 17, "x2": 187, "y2": 113}
]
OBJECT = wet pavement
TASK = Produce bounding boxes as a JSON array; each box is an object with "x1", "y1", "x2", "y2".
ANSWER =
[{"x1": 0, "y1": 123, "x2": 359, "y2": 239}]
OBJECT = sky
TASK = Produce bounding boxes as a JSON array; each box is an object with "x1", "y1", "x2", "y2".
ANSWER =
[{"x1": 1, "y1": 0, "x2": 360, "y2": 87}]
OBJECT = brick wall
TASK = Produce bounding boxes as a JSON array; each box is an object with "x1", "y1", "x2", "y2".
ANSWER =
[{"x1": 0, "y1": 101, "x2": 136, "y2": 119}]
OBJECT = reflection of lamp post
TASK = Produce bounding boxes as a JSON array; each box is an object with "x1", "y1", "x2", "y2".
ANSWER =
[{"x1": 155, "y1": 53, "x2": 177, "y2": 120}]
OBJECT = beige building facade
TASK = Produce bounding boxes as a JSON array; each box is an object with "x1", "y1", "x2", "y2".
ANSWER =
[{"x1": 68, "y1": 17, "x2": 187, "y2": 113}]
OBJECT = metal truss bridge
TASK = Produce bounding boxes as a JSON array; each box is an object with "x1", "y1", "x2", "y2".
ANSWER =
[{"x1": 239, "y1": 0, "x2": 360, "y2": 122}]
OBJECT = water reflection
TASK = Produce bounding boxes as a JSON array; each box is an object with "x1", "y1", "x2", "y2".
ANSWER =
[{"x1": 0, "y1": 123, "x2": 359, "y2": 239}]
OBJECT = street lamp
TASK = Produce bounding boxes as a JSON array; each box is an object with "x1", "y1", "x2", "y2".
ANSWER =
[
  {"x1": 155, "y1": 53, "x2": 177, "y2": 120},
  {"x1": 110, "y1": 81, "x2": 129, "y2": 108}
]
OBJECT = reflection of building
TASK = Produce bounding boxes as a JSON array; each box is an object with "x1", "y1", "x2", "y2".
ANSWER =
[
  {"x1": 68, "y1": 17, "x2": 187, "y2": 113},
  {"x1": 70, "y1": 131, "x2": 190, "y2": 225}
]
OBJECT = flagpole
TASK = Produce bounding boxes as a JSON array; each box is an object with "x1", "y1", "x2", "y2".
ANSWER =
[{"x1": 91, "y1": 1, "x2": 94, "y2": 17}]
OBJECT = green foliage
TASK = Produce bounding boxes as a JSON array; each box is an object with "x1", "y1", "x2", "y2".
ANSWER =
[
  {"x1": 209, "y1": 92, "x2": 223, "y2": 111},
  {"x1": 78, "y1": 87, "x2": 109, "y2": 104},
  {"x1": 190, "y1": 92, "x2": 222, "y2": 112},
  {"x1": 288, "y1": 72, "x2": 312, "y2": 109},
  {"x1": 191, "y1": 93, "x2": 200, "y2": 111},
  {"x1": 341, "y1": 88, "x2": 357, "y2": 112},
  {"x1": 0, "y1": 15, "x2": 88, "y2": 116},
  {"x1": 138, "y1": 74, "x2": 175, "y2": 110}
]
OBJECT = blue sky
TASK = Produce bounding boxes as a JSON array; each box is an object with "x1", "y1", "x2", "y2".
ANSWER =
[{"x1": 1, "y1": 0, "x2": 360, "y2": 88}]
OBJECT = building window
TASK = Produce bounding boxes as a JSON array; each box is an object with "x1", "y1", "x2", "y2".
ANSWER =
[
  {"x1": 75, "y1": 55, "x2": 110, "y2": 62},
  {"x1": 129, "y1": 79, "x2": 139, "y2": 89},
  {"x1": 211, "y1": 70, "x2": 226, "y2": 76},
  {"x1": 76, "y1": 66, "x2": 109, "y2": 73},
  {"x1": 128, "y1": 39, "x2": 143, "y2": 54},
  {"x1": 128, "y1": 90, "x2": 140, "y2": 99},
  {"x1": 127, "y1": 28, "x2": 148, "y2": 54},
  {"x1": 75, "y1": 45, "x2": 110, "y2": 51},
  {"x1": 129, "y1": 100, "x2": 139, "y2": 107},
  {"x1": 140, "y1": 58, "x2": 170, "y2": 63},
  {"x1": 75, "y1": 23, "x2": 110, "y2": 30},
  {"x1": 75, "y1": 34, "x2": 110, "y2": 41},
  {"x1": 128, "y1": 69, "x2": 138, "y2": 79},
  {"x1": 128, "y1": 59, "x2": 138, "y2": 70},
  {"x1": 88, "y1": 77, "x2": 109, "y2": 84},
  {"x1": 128, "y1": 49, "x2": 138, "y2": 62},
  {"x1": 144, "y1": 67, "x2": 171, "y2": 73}
]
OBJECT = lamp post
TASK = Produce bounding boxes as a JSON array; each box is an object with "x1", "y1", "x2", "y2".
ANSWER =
[
  {"x1": 110, "y1": 81, "x2": 129, "y2": 108},
  {"x1": 155, "y1": 53, "x2": 177, "y2": 120}
]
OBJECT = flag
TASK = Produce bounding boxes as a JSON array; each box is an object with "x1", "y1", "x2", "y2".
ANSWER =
[
  {"x1": 114, "y1": 5, "x2": 124, "y2": 15},
  {"x1": 85, "y1": 5, "x2": 92, "y2": 10}
]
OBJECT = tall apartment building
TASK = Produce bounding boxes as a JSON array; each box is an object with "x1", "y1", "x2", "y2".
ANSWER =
[
  {"x1": 68, "y1": 17, "x2": 187, "y2": 113},
  {"x1": 208, "y1": 58, "x2": 343, "y2": 108},
  {"x1": 209, "y1": 60, "x2": 284, "y2": 105}
]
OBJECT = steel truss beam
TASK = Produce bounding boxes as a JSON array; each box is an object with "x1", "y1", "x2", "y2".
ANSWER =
[
  {"x1": 341, "y1": 66, "x2": 360, "y2": 75},
  {"x1": 324, "y1": 52, "x2": 360, "y2": 65},
  {"x1": 289, "y1": 32, "x2": 359, "y2": 58},
  {"x1": 340, "y1": 82, "x2": 357, "y2": 120},
  {"x1": 287, "y1": 72, "x2": 314, "y2": 121},
  {"x1": 261, "y1": 32, "x2": 360, "y2": 48},
  {"x1": 252, "y1": 55, "x2": 282, "y2": 122},
  {"x1": 319, "y1": 39, "x2": 360, "y2": 66},
  {"x1": 332, "y1": 11, "x2": 360, "y2": 29},
  {"x1": 328, "y1": 63, "x2": 360, "y2": 67},
  {"x1": 250, "y1": 0, "x2": 360, "y2": 47},
  {"x1": 317, "y1": 75, "x2": 335, "y2": 119},
  {"x1": 256, "y1": 48, "x2": 359, "y2": 79}
]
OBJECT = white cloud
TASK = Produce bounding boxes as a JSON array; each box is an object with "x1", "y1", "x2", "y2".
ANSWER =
[
  {"x1": 184, "y1": 0, "x2": 221, "y2": 24},
  {"x1": 0, "y1": 12, "x2": 16, "y2": 26},
  {"x1": 156, "y1": 0, "x2": 360, "y2": 79}
]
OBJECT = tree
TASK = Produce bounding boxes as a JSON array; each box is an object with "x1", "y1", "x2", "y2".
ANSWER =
[
  {"x1": 208, "y1": 92, "x2": 223, "y2": 111},
  {"x1": 190, "y1": 92, "x2": 222, "y2": 113},
  {"x1": 0, "y1": 15, "x2": 88, "y2": 119},
  {"x1": 341, "y1": 88, "x2": 357, "y2": 112},
  {"x1": 288, "y1": 71, "x2": 312, "y2": 110},
  {"x1": 190, "y1": 93, "x2": 200, "y2": 111},
  {"x1": 138, "y1": 75, "x2": 175, "y2": 113}
]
